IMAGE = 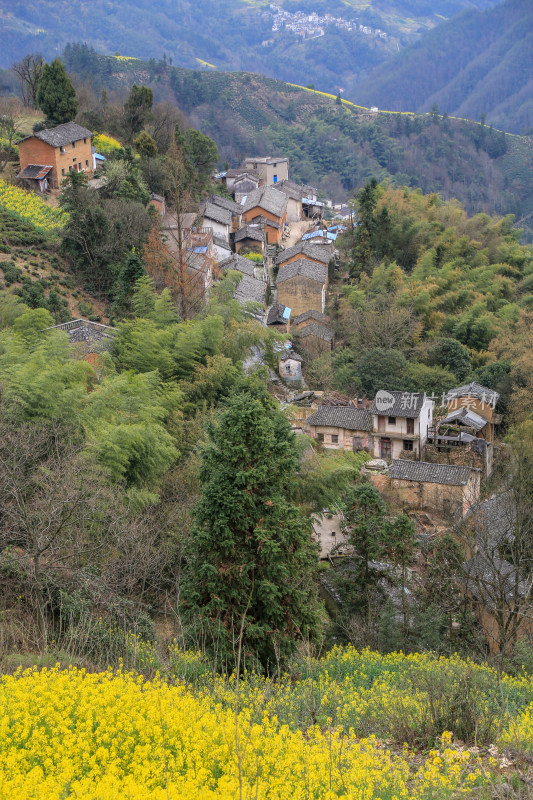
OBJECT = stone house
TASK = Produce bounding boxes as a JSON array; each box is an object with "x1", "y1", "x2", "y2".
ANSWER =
[
  {"x1": 276, "y1": 258, "x2": 328, "y2": 317},
  {"x1": 241, "y1": 186, "x2": 288, "y2": 246},
  {"x1": 296, "y1": 321, "x2": 335, "y2": 354},
  {"x1": 266, "y1": 303, "x2": 291, "y2": 331},
  {"x1": 388, "y1": 459, "x2": 481, "y2": 520},
  {"x1": 275, "y1": 241, "x2": 331, "y2": 270},
  {"x1": 219, "y1": 254, "x2": 266, "y2": 310},
  {"x1": 17, "y1": 122, "x2": 93, "y2": 189},
  {"x1": 278, "y1": 350, "x2": 302, "y2": 383},
  {"x1": 370, "y1": 391, "x2": 434, "y2": 460},
  {"x1": 243, "y1": 156, "x2": 289, "y2": 186},
  {"x1": 208, "y1": 194, "x2": 243, "y2": 231},
  {"x1": 306, "y1": 405, "x2": 373, "y2": 451}
]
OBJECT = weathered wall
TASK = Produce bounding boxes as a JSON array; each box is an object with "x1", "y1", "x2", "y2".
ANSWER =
[
  {"x1": 19, "y1": 136, "x2": 93, "y2": 188},
  {"x1": 277, "y1": 275, "x2": 324, "y2": 317},
  {"x1": 307, "y1": 424, "x2": 371, "y2": 451}
]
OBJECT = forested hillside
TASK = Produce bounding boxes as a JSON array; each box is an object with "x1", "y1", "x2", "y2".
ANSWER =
[
  {"x1": 356, "y1": 0, "x2": 533, "y2": 134},
  {"x1": 60, "y1": 50, "x2": 533, "y2": 239},
  {"x1": 0, "y1": 0, "x2": 500, "y2": 98}
]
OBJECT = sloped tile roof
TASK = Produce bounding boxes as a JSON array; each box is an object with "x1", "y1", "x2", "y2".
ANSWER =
[
  {"x1": 234, "y1": 225, "x2": 265, "y2": 243},
  {"x1": 306, "y1": 406, "x2": 373, "y2": 431},
  {"x1": 445, "y1": 382, "x2": 500, "y2": 406},
  {"x1": 202, "y1": 202, "x2": 232, "y2": 226},
  {"x1": 275, "y1": 242, "x2": 330, "y2": 266},
  {"x1": 440, "y1": 407, "x2": 488, "y2": 431},
  {"x1": 297, "y1": 322, "x2": 335, "y2": 342},
  {"x1": 292, "y1": 309, "x2": 329, "y2": 325},
  {"x1": 267, "y1": 303, "x2": 290, "y2": 325},
  {"x1": 390, "y1": 459, "x2": 475, "y2": 486},
  {"x1": 233, "y1": 275, "x2": 266, "y2": 305},
  {"x1": 242, "y1": 185, "x2": 288, "y2": 218},
  {"x1": 370, "y1": 391, "x2": 428, "y2": 419},
  {"x1": 28, "y1": 122, "x2": 93, "y2": 147},
  {"x1": 277, "y1": 258, "x2": 327, "y2": 285},
  {"x1": 209, "y1": 194, "x2": 243, "y2": 214},
  {"x1": 219, "y1": 253, "x2": 257, "y2": 277}
]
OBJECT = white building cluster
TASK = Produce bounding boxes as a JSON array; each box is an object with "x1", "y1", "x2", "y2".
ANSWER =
[{"x1": 269, "y1": 4, "x2": 387, "y2": 40}]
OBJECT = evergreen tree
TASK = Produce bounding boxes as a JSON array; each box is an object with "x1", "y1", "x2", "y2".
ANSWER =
[
  {"x1": 183, "y1": 384, "x2": 321, "y2": 671},
  {"x1": 123, "y1": 84, "x2": 153, "y2": 141},
  {"x1": 350, "y1": 178, "x2": 378, "y2": 276},
  {"x1": 36, "y1": 59, "x2": 77, "y2": 125}
]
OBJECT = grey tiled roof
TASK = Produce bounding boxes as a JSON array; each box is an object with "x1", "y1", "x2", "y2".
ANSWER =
[
  {"x1": 277, "y1": 258, "x2": 327, "y2": 285},
  {"x1": 292, "y1": 309, "x2": 328, "y2": 326},
  {"x1": 30, "y1": 122, "x2": 93, "y2": 147},
  {"x1": 440, "y1": 407, "x2": 488, "y2": 431},
  {"x1": 233, "y1": 275, "x2": 266, "y2": 305},
  {"x1": 226, "y1": 167, "x2": 260, "y2": 180},
  {"x1": 242, "y1": 185, "x2": 288, "y2": 218},
  {"x1": 267, "y1": 304, "x2": 290, "y2": 325},
  {"x1": 213, "y1": 235, "x2": 232, "y2": 251},
  {"x1": 370, "y1": 391, "x2": 428, "y2": 419},
  {"x1": 306, "y1": 406, "x2": 373, "y2": 431},
  {"x1": 234, "y1": 225, "x2": 265, "y2": 243},
  {"x1": 275, "y1": 180, "x2": 303, "y2": 200},
  {"x1": 209, "y1": 194, "x2": 243, "y2": 214},
  {"x1": 275, "y1": 242, "x2": 330, "y2": 266},
  {"x1": 445, "y1": 382, "x2": 500, "y2": 406},
  {"x1": 390, "y1": 460, "x2": 475, "y2": 486},
  {"x1": 219, "y1": 253, "x2": 257, "y2": 277},
  {"x1": 280, "y1": 350, "x2": 303, "y2": 362},
  {"x1": 202, "y1": 202, "x2": 232, "y2": 226},
  {"x1": 298, "y1": 322, "x2": 335, "y2": 342}
]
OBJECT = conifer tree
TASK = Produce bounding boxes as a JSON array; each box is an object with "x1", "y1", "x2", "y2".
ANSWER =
[
  {"x1": 36, "y1": 59, "x2": 77, "y2": 125},
  {"x1": 183, "y1": 383, "x2": 321, "y2": 671}
]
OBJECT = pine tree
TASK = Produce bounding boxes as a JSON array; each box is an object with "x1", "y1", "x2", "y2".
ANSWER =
[
  {"x1": 36, "y1": 59, "x2": 77, "y2": 125},
  {"x1": 183, "y1": 384, "x2": 321, "y2": 672}
]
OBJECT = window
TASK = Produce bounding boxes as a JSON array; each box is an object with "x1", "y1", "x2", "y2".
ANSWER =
[
  {"x1": 85, "y1": 159, "x2": 89, "y2": 167},
  {"x1": 60, "y1": 146, "x2": 65, "y2": 154},
  {"x1": 331, "y1": 434, "x2": 338, "y2": 444},
  {"x1": 61, "y1": 168, "x2": 65, "y2": 176},
  {"x1": 406, "y1": 418, "x2": 414, "y2": 434},
  {"x1": 317, "y1": 433, "x2": 324, "y2": 443},
  {"x1": 72, "y1": 142, "x2": 76, "y2": 148},
  {"x1": 83, "y1": 138, "x2": 87, "y2": 143},
  {"x1": 78, "y1": 163, "x2": 82, "y2": 171},
  {"x1": 403, "y1": 440, "x2": 414, "y2": 451},
  {"x1": 388, "y1": 417, "x2": 396, "y2": 425}
]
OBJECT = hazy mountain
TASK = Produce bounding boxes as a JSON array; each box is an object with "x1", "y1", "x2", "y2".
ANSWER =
[
  {"x1": 0, "y1": 0, "x2": 501, "y2": 97},
  {"x1": 355, "y1": 0, "x2": 533, "y2": 134}
]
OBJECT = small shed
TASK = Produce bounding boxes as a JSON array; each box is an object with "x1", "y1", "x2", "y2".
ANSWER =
[{"x1": 278, "y1": 350, "x2": 303, "y2": 383}]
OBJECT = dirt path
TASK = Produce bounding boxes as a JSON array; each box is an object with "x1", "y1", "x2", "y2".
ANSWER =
[{"x1": 284, "y1": 220, "x2": 313, "y2": 248}]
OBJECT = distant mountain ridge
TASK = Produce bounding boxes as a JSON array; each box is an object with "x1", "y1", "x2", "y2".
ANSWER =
[
  {"x1": 355, "y1": 0, "x2": 533, "y2": 134},
  {"x1": 0, "y1": 0, "x2": 500, "y2": 98}
]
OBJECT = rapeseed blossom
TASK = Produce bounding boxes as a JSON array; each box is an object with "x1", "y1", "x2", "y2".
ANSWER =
[
  {"x1": 0, "y1": 180, "x2": 67, "y2": 234},
  {"x1": 0, "y1": 661, "x2": 486, "y2": 800},
  {"x1": 93, "y1": 132, "x2": 123, "y2": 153}
]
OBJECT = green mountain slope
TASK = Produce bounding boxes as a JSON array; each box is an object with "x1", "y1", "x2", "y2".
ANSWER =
[
  {"x1": 355, "y1": 0, "x2": 533, "y2": 134},
  {"x1": 0, "y1": 0, "x2": 500, "y2": 96}
]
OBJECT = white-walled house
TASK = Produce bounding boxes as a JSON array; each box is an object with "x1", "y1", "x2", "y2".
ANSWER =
[{"x1": 370, "y1": 391, "x2": 434, "y2": 460}]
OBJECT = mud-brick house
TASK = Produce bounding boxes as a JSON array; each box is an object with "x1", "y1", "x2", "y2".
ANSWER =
[
  {"x1": 370, "y1": 391, "x2": 434, "y2": 461},
  {"x1": 200, "y1": 201, "x2": 233, "y2": 244},
  {"x1": 234, "y1": 224, "x2": 266, "y2": 255},
  {"x1": 17, "y1": 123, "x2": 94, "y2": 190},
  {"x1": 208, "y1": 194, "x2": 243, "y2": 231},
  {"x1": 292, "y1": 309, "x2": 334, "y2": 354},
  {"x1": 275, "y1": 241, "x2": 332, "y2": 270},
  {"x1": 276, "y1": 258, "x2": 328, "y2": 317},
  {"x1": 444, "y1": 382, "x2": 500, "y2": 442},
  {"x1": 266, "y1": 303, "x2": 291, "y2": 332},
  {"x1": 389, "y1": 460, "x2": 481, "y2": 520},
  {"x1": 241, "y1": 186, "x2": 288, "y2": 246},
  {"x1": 306, "y1": 406, "x2": 373, "y2": 451},
  {"x1": 275, "y1": 180, "x2": 303, "y2": 222}
]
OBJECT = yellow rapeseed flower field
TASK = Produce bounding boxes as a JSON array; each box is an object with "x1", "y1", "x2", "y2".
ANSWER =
[
  {"x1": 0, "y1": 657, "x2": 493, "y2": 800},
  {"x1": 0, "y1": 180, "x2": 67, "y2": 235},
  {"x1": 93, "y1": 132, "x2": 123, "y2": 153}
]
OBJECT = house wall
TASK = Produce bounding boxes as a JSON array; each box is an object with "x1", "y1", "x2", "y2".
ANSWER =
[
  {"x1": 285, "y1": 196, "x2": 302, "y2": 222},
  {"x1": 277, "y1": 275, "x2": 325, "y2": 317},
  {"x1": 308, "y1": 424, "x2": 371, "y2": 451},
  {"x1": 390, "y1": 474, "x2": 480, "y2": 519},
  {"x1": 447, "y1": 396, "x2": 495, "y2": 423},
  {"x1": 242, "y1": 205, "x2": 286, "y2": 245},
  {"x1": 203, "y1": 218, "x2": 230, "y2": 243},
  {"x1": 235, "y1": 238, "x2": 263, "y2": 255},
  {"x1": 278, "y1": 358, "x2": 302, "y2": 382},
  {"x1": 234, "y1": 178, "x2": 260, "y2": 203},
  {"x1": 212, "y1": 241, "x2": 233, "y2": 263},
  {"x1": 19, "y1": 136, "x2": 93, "y2": 188},
  {"x1": 244, "y1": 159, "x2": 289, "y2": 185},
  {"x1": 297, "y1": 331, "x2": 333, "y2": 356}
]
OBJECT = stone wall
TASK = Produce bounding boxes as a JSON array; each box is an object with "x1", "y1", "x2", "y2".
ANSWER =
[{"x1": 277, "y1": 275, "x2": 324, "y2": 317}]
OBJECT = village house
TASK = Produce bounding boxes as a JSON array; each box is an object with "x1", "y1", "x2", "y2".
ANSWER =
[
  {"x1": 306, "y1": 406, "x2": 373, "y2": 451},
  {"x1": 234, "y1": 224, "x2": 266, "y2": 255},
  {"x1": 274, "y1": 180, "x2": 303, "y2": 221},
  {"x1": 291, "y1": 309, "x2": 335, "y2": 353},
  {"x1": 224, "y1": 168, "x2": 261, "y2": 200},
  {"x1": 276, "y1": 257, "x2": 328, "y2": 316},
  {"x1": 278, "y1": 350, "x2": 303, "y2": 383},
  {"x1": 219, "y1": 254, "x2": 266, "y2": 310},
  {"x1": 212, "y1": 236, "x2": 233, "y2": 263},
  {"x1": 388, "y1": 460, "x2": 481, "y2": 520},
  {"x1": 207, "y1": 194, "x2": 243, "y2": 231},
  {"x1": 200, "y1": 201, "x2": 233, "y2": 243},
  {"x1": 240, "y1": 186, "x2": 288, "y2": 246},
  {"x1": 275, "y1": 241, "x2": 332, "y2": 270},
  {"x1": 17, "y1": 122, "x2": 94, "y2": 190},
  {"x1": 443, "y1": 382, "x2": 500, "y2": 442},
  {"x1": 370, "y1": 391, "x2": 434, "y2": 461},
  {"x1": 243, "y1": 156, "x2": 289, "y2": 186},
  {"x1": 149, "y1": 193, "x2": 166, "y2": 216},
  {"x1": 266, "y1": 303, "x2": 291, "y2": 331}
]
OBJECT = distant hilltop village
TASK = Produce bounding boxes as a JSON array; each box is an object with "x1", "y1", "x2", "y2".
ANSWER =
[{"x1": 268, "y1": 4, "x2": 388, "y2": 41}]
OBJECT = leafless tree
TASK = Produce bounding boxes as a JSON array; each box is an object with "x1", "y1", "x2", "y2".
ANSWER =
[
  {"x1": 11, "y1": 53, "x2": 45, "y2": 107},
  {"x1": 0, "y1": 97, "x2": 24, "y2": 171},
  {"x1": 151, "y1": 101, "x2": 188, "y2": 153}
]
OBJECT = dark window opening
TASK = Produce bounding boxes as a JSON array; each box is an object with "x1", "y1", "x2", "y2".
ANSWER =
[
  {"x1": 317, "y1": 433, "x2": 324, "y2": 443},
  {"x1": 388, "y1": 417, "x2": 396, "y2": 425},
  {"x1": 331, "y1": 434, "x2": 338, "y2": 444},
  {"x1": 403, "y1": 440, "x2": 414, "y2": 451}
]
